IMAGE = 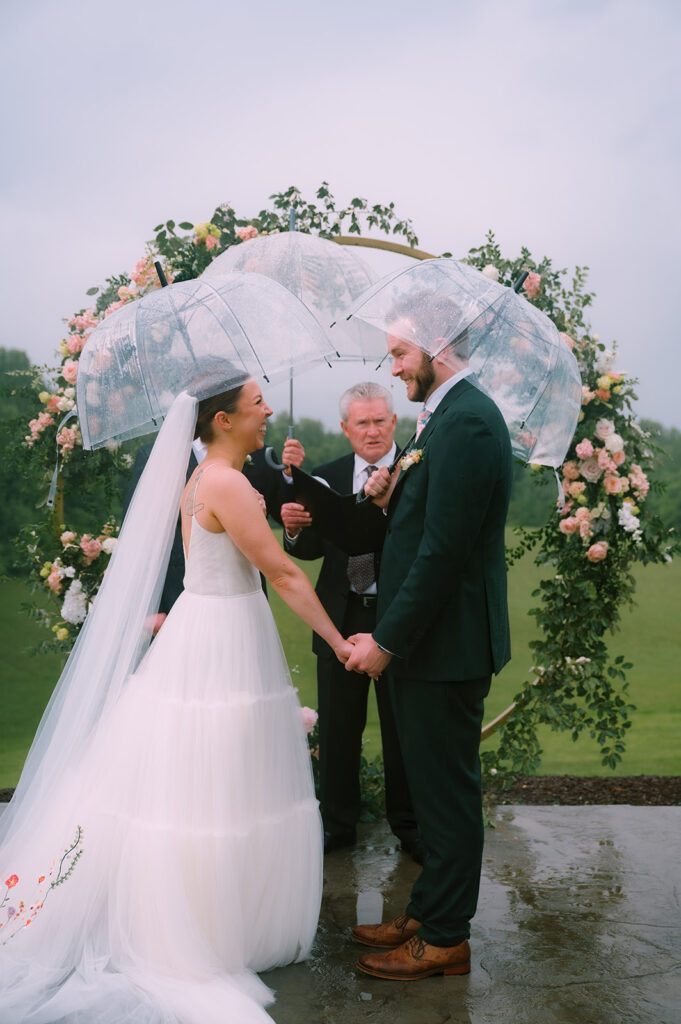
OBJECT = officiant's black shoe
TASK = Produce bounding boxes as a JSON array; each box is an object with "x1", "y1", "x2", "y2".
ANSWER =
[
  {"x1": 399, "y1": 836, "x2": 425, "y2": 865},
  {"x1": 323, "y1": 830, "x2": 356, "y2": 854}
]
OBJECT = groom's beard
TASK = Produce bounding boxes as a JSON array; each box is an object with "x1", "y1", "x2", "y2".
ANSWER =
[{"x1": 410, "y1": 354, "x2": 436, "y2": 403}]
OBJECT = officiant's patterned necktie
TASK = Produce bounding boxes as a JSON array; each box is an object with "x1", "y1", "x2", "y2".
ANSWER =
[
  {"x1": 415, "y1": 406, "x2": 432, "y2": 440},
  {"x1": 347, "y1": 466, "x2": 378, "y2": 594}
]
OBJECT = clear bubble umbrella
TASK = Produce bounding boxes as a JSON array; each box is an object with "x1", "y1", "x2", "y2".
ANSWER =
[
  {"x1": 202, "y1": 230, "x2": 378, "y2": 360},
  {"x1": 76, "y1": 272, "x2": 336, "y2": 450},
  {"x1": 201, "y1": 230, "x2": 380, "y2": 467},
  {"x1": 340, "y1": 258, "x2": 582, "y2": 469}
]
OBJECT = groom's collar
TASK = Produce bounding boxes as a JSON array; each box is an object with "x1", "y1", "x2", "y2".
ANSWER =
[{"x1": 424, "y1": 366, "x2": 473, "y2": 415}]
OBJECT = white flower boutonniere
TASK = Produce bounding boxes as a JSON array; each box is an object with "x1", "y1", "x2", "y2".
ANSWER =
[
  {"x1": 245, "y1": 454, "x2": 253, "y2": 465},
  {"x1": 400, "y1": 448, "x2": 424, "y2": 472}
]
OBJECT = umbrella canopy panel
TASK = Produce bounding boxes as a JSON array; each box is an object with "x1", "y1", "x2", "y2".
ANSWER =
[
  {"x1": 77, "y1": 272, "x2": 335, "y2": 450},
  {"x1": 202, "y1": 231, "x2": 380, "y2": 362},
  {"x1": 343, "y1": 259, "x2": 582, "y2": 468}
]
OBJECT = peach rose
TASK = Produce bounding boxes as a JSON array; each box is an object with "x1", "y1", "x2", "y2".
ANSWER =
[
  {"x1": 612, "y1": 450, "x2": 626, "y2": 467},
  {"x1": 205, "y1": 234, "x2": 219, "y2": 251},
  {"x1": 562, "y1": 460, "x2": 580, "y2": 481},
  {"x1": 62, "y1": 360, "x2": 79, "y2": 384},
  {"x1": 523, "y1": 272, "x2": 541, "y2": 299},
  {"x1": 236, "y1": 225, "x2": 258, "y2": 242},
  {"x1": 568, "y1": 481, "x2": 586, "y2": 498},
  {"x1": 46, "y1": 394, "x2": 61, "y2": 413},
  {"x1": 581, "y1": 386, "x2": 596, "y2": 405},
  {"x1": 579, "y1": 456, "x2": 603, "y2": 484},
  {"x1": 559, "y1": 517, "x2": 579, "y2": 535},
  {"x1": 46, "y1": 568, "x2": 62, "y2": 594},
  {"x1": 586, "y1": 541, "x2": 608, "y2": 563},
  {"x1": 597, "y1": 449, "x2": 617, "y2": 472},
  {"x1": 603, "y1": 474, "x2": 623, "y2": 495},
  {"x1": 575, "y1": 438, "x2": 594, "y2": 459},
  {"x1": 60, "y1": 531, "x2": 77, "y2": 546},
  {"x1": 596, "y1": 388, "x2": 611, "y2": 401}
]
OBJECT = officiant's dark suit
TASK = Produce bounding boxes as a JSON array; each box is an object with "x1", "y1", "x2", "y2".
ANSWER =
[
  {"x1": 124, "y1": 445, "x2": 289, "y2": 611},
  {"x1": 282, "y1": 388, "x2": 417, "y2": 856},
  {"x1": 364, "y1": 372, "x2": 512, "y2": 956}
]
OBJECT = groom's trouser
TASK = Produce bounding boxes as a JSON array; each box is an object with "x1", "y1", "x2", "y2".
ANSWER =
[{"x1": 388, "y1": 671, "x2": 491, "y2": 947}]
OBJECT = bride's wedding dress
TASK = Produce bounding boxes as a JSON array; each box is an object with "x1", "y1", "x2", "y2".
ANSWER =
[{"x1": 0, "y1": 482, "x2": 323, "y2": 1022}]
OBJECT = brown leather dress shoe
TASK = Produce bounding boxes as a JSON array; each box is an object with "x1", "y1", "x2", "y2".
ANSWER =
[
  {"x1": 351, "y1": 914, "x2": 422, "y2": 949},
  {"x1": 357, "y1": 935, "x2": 471, "y2": 980}
]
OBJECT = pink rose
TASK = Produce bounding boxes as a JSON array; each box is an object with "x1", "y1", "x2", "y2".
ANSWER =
[
  {"x1": 629, "y1": 465, "x2": 649, "y2": 500},
  {"x1": 66, "y1": 336, "x2": 84, "y2": 355},
  {"x1": 574, "y1": 507, "x2": 591, "y2": 522},
  {"x1": 523, "y1": 272, "x2": 541, "y2": 299},
  {"x1": 560, "y1": 332, "x2": 575, "y2": 350},
  {"x1": 575, "y1": 439, "x2": 594, "y2": 459},
  {"x1": 559, "y1": 517, "x2": 579, "y2": 535},
  {"x1": 579, "y1": 519, "x2": 593, "y2": 540},
  {"x1": 46, "y1": 394, "x2": 61, "y2": 413},
  {"x1": 236, "y1": 225, "x2": 258, "y2": 242},
  {"x1": 57, "y1": 427, "x2": 78, "y2": 451},
  {"x1": 80, "y1": 535, "x2": 102, "y2": 563},
  {"x1": 568, "y1": 481, "x2": 586, "y2": 498},
  {"x1": 301, "y1": 706, "x2": 318, "y2": 734},
  {"x1": 586, "y1": 541, "x2": 608, "y2": 563},
  {"x1": 118, "y1": 285, "x2": 134, "y2": 301},
  {"x1": 594, "y1": 419, "x2": 615, "y2": 441},
  {"x1": 581, "y1": 386, "x2": 595, "y2": 405},
  {"x1": 562, "y1": 460, "x2": 580, "y2": 481},
  {"x1": 205, "y1": 234, "x2": 219, "y2": 251},
  {"x1": 597, "y1": 449, "x2": 616, "y2": 473},
  {"x1": 60, "y1": 531, "x2": 77, "y2": 546},
  {"x1": 69, "y1": 310, "x2": 98, "y2": 332},
  {"x1": 104, "y1": 300, "x2": 125, "y2": 318},
  {"x1": 62, "y1": 359, "x2": 79, "y2": 384},
  {"x1": 612, "y1": 450, "x2": 626, "y2": 467}
]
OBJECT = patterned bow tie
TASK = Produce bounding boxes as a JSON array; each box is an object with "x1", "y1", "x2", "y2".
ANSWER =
[{"x1": 415, "y1": 407, "x2": 432, "y2": 440}]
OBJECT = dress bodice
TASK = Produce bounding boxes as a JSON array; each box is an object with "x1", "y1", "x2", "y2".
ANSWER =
[{"x1": 184, "y1": 517, "x2": 261, "y2": 597}]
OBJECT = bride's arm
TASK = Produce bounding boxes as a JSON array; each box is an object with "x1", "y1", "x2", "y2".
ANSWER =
[{"x1": 204, "y1": 469, "x2": 352, "y2": 663}]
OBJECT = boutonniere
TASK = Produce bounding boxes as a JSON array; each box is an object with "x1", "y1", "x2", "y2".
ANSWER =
[
  {"x1": 400, "y1": 448, "x2": 424, "y2": 472},
  {"x1": 245, "y1": 454, "x2": 253, "y2": 465}
]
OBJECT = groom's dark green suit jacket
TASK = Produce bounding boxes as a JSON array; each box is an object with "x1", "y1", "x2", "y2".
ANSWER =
[{"x1": 373, "y1": 378, "x2": 512, "y2": 682}]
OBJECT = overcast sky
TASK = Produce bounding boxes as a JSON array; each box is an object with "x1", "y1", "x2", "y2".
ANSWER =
[{"x1": 2, "y1": 0, "x2": 679, "y2": 430}]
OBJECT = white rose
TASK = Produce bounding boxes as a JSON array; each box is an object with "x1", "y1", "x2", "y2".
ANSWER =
[
  {"x1": 64, "y1": 565, "x2": 76, "y2": 578},
  {"x1": 578, "y1": 456, "x2": 603, "y2": 484},
  {"x1": 594, "y1": 418, "x2": 615, "y2": 441},
  {"x1": 604, "y1": 433, "x2": 624, "y2": 453},
  {"x1": 482, "y1": 265, "x2": 500, "y2": 281},
  {"x1": 64, "y1": 387, "x2": 76, "y2": 399},
  {"x1": 101, "y1": 537, "x2": 117, "y2": 555},
  {"x1": 57, "y1": 396, "x2": 75, "y2": 412}
]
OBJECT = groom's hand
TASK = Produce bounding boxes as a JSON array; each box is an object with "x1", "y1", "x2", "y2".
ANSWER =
[{"x1": 345, "y1": 633, "x2": 391, "y2": 678}]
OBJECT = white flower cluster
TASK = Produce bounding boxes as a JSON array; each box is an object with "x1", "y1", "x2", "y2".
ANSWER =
[
  {"x1": 61, "y1": 579, "x2": 88, "y2": 624},
  {"x1": 618, "y1": 503, "x2": 642, "y2": 543},
  {"x1": 101, "y1": 537, "x2": 117, "y2": 555},
  {"x1": 53, "y1": 559, "x2": 76, "y2": 580}
]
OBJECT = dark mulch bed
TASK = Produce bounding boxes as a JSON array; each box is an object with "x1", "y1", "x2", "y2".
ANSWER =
[
  {"x1": 2, "y1": 778, "x2": 681, "y2": 806},
  {"x1": 489, "y1": 775, "x2": 681, "y2": 806}
]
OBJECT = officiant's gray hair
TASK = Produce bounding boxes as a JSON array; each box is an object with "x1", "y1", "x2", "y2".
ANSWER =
[{"x1": 339, "y1": 382, "x2": 394, "y2": 422}]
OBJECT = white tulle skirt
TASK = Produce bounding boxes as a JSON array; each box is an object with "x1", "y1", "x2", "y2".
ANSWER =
[{"x1": 0, "y1": 588, "x2": 323, "y2": 1024}]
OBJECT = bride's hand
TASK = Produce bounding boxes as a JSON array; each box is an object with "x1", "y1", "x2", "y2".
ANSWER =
[
  {"x1": 334, "y1": 638, "x2": 355, "y2": 665},
  {"x1": 254, "y1": 490, "x2": 267, "y2": 516}
]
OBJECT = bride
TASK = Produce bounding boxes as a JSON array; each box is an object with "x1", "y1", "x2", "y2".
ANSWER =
[{"x1": 0, "y1": 375, "x2": 352, "y2": 1024}]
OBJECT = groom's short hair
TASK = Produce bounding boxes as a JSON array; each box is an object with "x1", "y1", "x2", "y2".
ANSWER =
[{"x1": 388, "y1": 291, "x2": 470, "y2": 361}]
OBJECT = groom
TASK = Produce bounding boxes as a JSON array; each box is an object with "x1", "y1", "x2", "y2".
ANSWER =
[{"x1": 345, "y1": 311, "x2": 512, "y2": 980}]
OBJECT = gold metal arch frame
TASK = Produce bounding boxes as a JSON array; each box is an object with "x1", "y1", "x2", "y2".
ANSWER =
[{"x1": 334, "y1": 233, "x2": 515, "y2": 742}]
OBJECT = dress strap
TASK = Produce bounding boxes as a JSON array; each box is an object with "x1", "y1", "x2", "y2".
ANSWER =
[{"x1": 187, "y1": 461, "x2": 222, "y2": 516}]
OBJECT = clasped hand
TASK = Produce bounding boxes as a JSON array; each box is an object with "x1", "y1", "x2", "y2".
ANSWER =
[{"x1": 342, "y1": 633, "x2": 392, "y2": 679}]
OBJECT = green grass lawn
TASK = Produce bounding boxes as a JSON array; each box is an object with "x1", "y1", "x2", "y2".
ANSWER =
[{"x1": 2, "y1": 534, "x2": 680, "y2": 787}]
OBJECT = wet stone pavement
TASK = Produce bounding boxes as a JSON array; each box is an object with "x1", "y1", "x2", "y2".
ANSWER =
[{"x1": 264, "y1": 807, "x2": 681, "y2": 1024}]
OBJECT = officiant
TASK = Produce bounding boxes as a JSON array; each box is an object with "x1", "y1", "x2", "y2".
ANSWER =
[{"x1": 281, "y1": 382, "x2": 419, "y2": 860}]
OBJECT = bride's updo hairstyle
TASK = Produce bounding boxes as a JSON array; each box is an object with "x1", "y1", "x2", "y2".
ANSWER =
[{"x1": 185, "y1": 362, "x2": 248, "y2": 443}]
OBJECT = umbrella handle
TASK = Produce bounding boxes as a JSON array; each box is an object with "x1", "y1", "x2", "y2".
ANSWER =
[
  {"x1": 265, "y1": 425, "x2": 296, "y2": 472},
  {"x1": 512, "y1": 271, "x2": 529, "y2": 293}
]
